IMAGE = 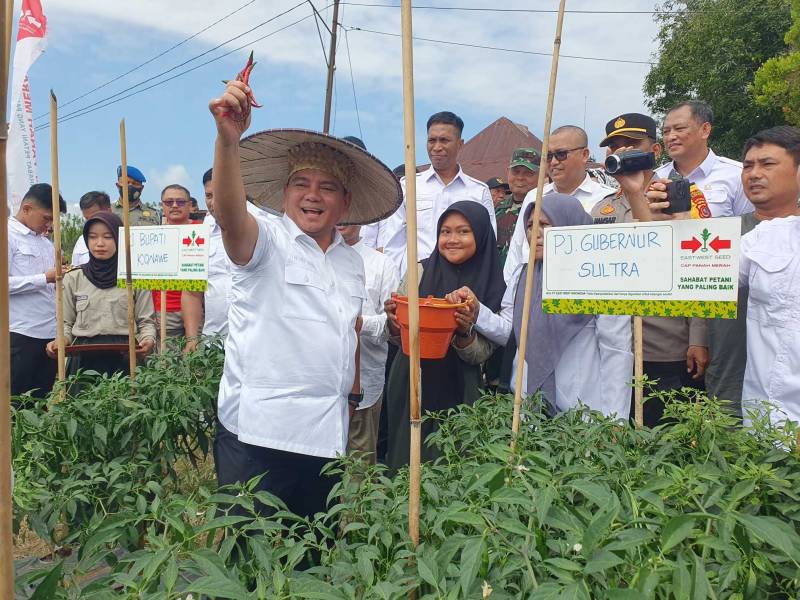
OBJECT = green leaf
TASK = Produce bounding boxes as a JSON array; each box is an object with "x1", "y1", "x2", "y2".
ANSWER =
[
  {"x1": 605, "y1": 590, "x2": 644, "y2": 600},
  {"x1": 29, "y1": 560, "x2": 63, "y2": 600},
  {"x1": 357, "y1": 548, "x2": 375, "y2": 586},
  {"x1": 661, "y1": 515, "x2": 696, "y2": 553},
  {"x1": 734, "y1": 513, "x2": 800, "y2": 562},
  {"x1": 188, "y1": 576, "x2": 251, "y2": 599},
  {"x1": 459, "y1": 536, "x2": 484, "y2": 596},
  {"x1": 418, "y1": 553, "x2": 439, "y2": 587},
  {"x1": 582, "y1": 502, "x2": 619, "y2": 553},
  {"x1": 691, "y1": 551, "x2": 710, "y2": 598},
  {"x1": 93, "y1": 422, "x2": 107, "y2": 446},
  {"x1": 672, "y1": 552, "x2": 691, "y2": 599},
  {"x1": 583, "y1": 549, "x2": 623, "y2": 575}
]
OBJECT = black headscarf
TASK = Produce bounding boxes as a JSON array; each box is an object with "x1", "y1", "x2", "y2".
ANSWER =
[
  {"x1": 413, "y1": 201, "x2": 506, "y2": 412},
  {"x1": 80, "y1": 211, "x2": 123, "y2": 289},
  {"x1": 419, "y1": 201, "x2": 506, "y2": 311}
]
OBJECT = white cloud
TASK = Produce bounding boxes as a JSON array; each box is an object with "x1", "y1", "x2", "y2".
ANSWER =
[
  {"x1": 30, "y1": 0, "x2": 667, "y2": 177},
  {"x1": 145, "y1": 164, "x2": 192, "y2": 198}
]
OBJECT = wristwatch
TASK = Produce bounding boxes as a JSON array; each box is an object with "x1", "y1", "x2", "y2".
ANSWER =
[
  {"x1": 456, "y1": 323, "x2": 475, "y2": 339},
  {"x1": 348, "y1": 392, "x2": 363, "y2": 408}
]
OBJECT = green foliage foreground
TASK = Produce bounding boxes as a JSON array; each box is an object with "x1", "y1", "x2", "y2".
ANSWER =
[{"x1": 12, "y1": 345, "x2": 800, "y2": 598}]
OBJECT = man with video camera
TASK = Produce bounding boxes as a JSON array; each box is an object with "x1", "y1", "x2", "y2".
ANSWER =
[
  {"x1": 649, "y1": 101, "x2": 753, "y2": 218},
  {"x1": 592, "y1": 112, "x2": 709, "y2": 427}
]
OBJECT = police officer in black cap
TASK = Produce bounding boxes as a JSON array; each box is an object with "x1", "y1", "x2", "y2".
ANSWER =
[
  {"x1": 592, "y1": 112, "x2": 708, "y2": 427},
  {"x1": 590, "y1": 112, "x2": 661, "y2": 224}
]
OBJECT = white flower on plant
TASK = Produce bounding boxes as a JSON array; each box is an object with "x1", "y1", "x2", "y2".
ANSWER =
[{"x1": 572, "y1": 543, "x2": 583, "y2": 553}]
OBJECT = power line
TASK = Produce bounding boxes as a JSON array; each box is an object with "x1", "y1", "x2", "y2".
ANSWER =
[
  {"x1": 37, "y1": 10, "x2": 319, "y2": 130},
  {"x1": 33, "y1": 0, "x2": 257, "y2": 120},
  {"x1": 35, "y1": 1, "x2": 310, "y2": 126},
  {"x1": 340, "y1": 2, "x2": 689, "y2": 15},
  {"x1": 344, "y1": 26, "x2": 655, "y2": 65}
]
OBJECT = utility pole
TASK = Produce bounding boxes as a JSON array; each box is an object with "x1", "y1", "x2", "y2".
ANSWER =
[{"x1": 322, "y1": 0, "x2": 340, "y2": 134}]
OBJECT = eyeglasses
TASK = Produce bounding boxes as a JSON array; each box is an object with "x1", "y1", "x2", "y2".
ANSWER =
[
  {"x1": 162, "y1": 199, "x2": 189, "y2": 207},
  {"x1": 546, "y1": 146, "x2": 586, "y2": 162}
]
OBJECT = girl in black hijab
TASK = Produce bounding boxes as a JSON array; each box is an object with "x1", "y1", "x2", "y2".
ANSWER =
[
  {"x1": 384, "y1": 201, "x2": 505, "y2": 470},
  {"x1": 46, "y1": 212, "x2": 156, "y2": 378}
]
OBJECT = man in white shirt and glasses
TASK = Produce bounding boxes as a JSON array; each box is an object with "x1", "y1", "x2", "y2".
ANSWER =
[
  {"x1": 379, "y1": 111, "x2": 497, "y2": 274},
  {"x1": 503, "y1": 125, "x2": 614, "y2": 282},
  {"x1": 9, "y1": 183, "x2": 66, "y2": 403},
  {"x1": 652, "y1": 100, "x2": 753, "y2": 218},
  {"x1": 208, "y1": 79, "x2": 402, "y2": 518}
]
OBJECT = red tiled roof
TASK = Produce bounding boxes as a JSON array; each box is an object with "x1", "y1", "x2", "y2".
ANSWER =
[{"x1": 458, "y1": 116, "x2": 543, "y2": 182}]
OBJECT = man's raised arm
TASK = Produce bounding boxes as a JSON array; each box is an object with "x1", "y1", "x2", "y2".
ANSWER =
[{"x1": 208, "y1": 80, "x2": 260, "y2": 265}]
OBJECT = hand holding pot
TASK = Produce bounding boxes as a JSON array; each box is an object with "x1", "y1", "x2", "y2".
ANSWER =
[
  {"x1": 446, "y1": 286, "x2": 478, "y2": 335},
  {"x1": 384, "y1": 293, "x2": 400, "y2": 336}
]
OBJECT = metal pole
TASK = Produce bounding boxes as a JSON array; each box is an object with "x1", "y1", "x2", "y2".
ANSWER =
[
  {"x1": 511, "y1": 0, "x2": 567, "y2": 452},
  {"x1": 322, "y1": 0, "x2": 340, "y2": 134}
]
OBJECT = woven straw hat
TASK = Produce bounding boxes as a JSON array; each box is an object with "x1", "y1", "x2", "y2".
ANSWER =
[{"x1": 239, "y1": 129, "x2": 402, "y2": 225}]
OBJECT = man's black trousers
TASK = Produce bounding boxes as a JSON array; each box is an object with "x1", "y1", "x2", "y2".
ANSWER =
[
  {"x1": 214, "y1": 422, "x2": 339, "y2": 519},
  {"x1": 11, "y1": 332, "x2": 56, "y2": 404}
]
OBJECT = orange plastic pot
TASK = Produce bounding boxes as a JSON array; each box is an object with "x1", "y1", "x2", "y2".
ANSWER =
[{"x1": 394, "y1": 296, "x2": 466, "y2": 360}]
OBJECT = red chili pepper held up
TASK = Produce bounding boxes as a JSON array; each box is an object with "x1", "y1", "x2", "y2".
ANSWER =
[{"x1": 222, "y1": 50, "x2": 262, "y2": 121}]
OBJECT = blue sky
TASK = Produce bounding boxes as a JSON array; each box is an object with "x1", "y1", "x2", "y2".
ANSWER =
[{"x1": 19, "y1": 0, "x2": 659, "y2": 212}]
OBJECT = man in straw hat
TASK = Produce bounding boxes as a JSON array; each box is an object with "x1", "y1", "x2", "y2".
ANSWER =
[{"x1": 208, "y1": 79, "x2": 401, "y2": 518}]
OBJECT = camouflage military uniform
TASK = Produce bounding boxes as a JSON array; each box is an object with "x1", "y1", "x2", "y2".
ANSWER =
[
  {"x1": 495, "y1": 194, "x2": 524, "y2": 266},
  {"x1": 112, "y1": 201, "x2": 161, "y2": 226}
]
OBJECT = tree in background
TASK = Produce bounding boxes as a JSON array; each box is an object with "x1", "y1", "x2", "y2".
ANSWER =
[
  {"x1": 645, "y1": 0, "x2": 791, "y2": 159},
  {"x1": 753, "y1": 0, "x2": 800, "y2": 126}
]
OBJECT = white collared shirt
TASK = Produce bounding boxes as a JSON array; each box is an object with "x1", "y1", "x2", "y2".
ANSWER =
[
  {"x1": 475, "y1": 264, "x2": 632, "y2": 418},
  {"x1": 739, "y1": 216, "x2": 800, "y2": 427},
  {"x1": 8, "y1": 217, "x2": 56, "y2": 339},
  {"x1": 655, "y1": 149, "x2": 753, "y2": 217},
  {"x1": 201, "y1": 205, "x2": 281, "y2": 337},
  {"x1": 379, "y1": 165, "x2": 497, "y2": 274},
  {"x1": 360, "y1": 221, "x2": 382, "y2": 250},
  {"x1": 71, "y1": 235, "x2": 89, "y2": 266},
  {"x1": 217, "y1": 213, "x2": 366, "y2": 458},
  {"x1": 503, "y1": 174, "x2": 614, "y2": 282},
  {"x1": 202, "y1": 214, "x2": 232, "y2": 336},
  {"x1": 352, "y1": 240, "x2": 400, "y2": 410}
]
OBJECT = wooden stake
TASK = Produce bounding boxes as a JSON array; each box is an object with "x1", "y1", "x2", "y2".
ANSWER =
[
  {"x1": 0, "y1": 1, "x2": 14, "y2": 594},
  {"x1": 511, "y1": 0, "x2": 568, "y2": 453},
  {"x1": 633, "y1": 316, "x2": 644, "y2": 428},
  {"x1": 119, "y1": 120, "x2": 137, "y2": 378},
  {"x1": 400, "y1": 0, "x2": 421, "y2": 548},
  {"x1": 159, "y1": 290, "x2": 167, "y2": 353},
  {"x1": 49, "y1": 91, "x2": 66, "y2": 396}
]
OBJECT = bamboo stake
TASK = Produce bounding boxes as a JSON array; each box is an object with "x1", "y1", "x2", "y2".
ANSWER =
[
  {"x1": 400, "y1": 0, "x2": 421, "y2": 548},
  {"x1": 49, "y1": 91, "x2": 65, "y2": 396},
  {"x1": 159, "y1": 290, "x2": 166, "y2": 353},
  {"x1": 0, "y1": 1, "x2": 13, "y2": 594},
  {"x1": 510, "y1": 0, "x2": 568, "y2": 453},
  {"x1": 119, "y1": 121, "x2": 137, "y2": 378},
  {"x1": 633, "y1": 316, "x2": 644, "y2": 428}
]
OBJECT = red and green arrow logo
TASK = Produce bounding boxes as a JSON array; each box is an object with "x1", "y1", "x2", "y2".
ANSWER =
[
  {"x1": 182, "y1": 230, "x2": 206, "y2": 247},
  {"x1": 681, "y1": 228, "x2": 730, "y2": 253}
]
